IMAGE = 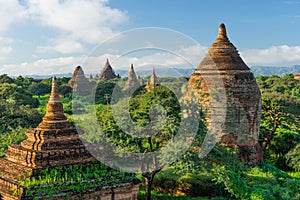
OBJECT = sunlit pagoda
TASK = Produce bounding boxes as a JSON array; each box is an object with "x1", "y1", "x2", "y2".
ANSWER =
[
  {"x1": 145, "y1": 67, "x2": 159, "y2": 91},
  {"x1": 123, "y1": 64, "x2": 140, "y2": 91},
  {"x1": 99, "y1": 59, "x2": 120, "y2": 79},
  {"x1": 68, "y1": 66, "x2": 91, "y2": 95},
  {"x1": 0, "y1": 77, "x2": 139, "y2": 200},
  {"x1": 294, "y1": 72, "x2": 300, "y2": 80},
  {"x1": 189, "y1": 23, "x2": 262, "y2": 164}
]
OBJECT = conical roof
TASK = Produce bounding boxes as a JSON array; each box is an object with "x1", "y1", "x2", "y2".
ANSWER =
[
  {"x1": 68, "y1": 66, "x2": 84, "y2": 86},
  {"x1": 99, "y1": 59, "x2": 119, "y2": 79},
  {"x1": 124, "y1": 64, "x2": 140, "y2": 90},
  {"x1": 68, "y1": 66, "x2": 91, "y2": 95},
  {"x1": 149, "y1": 67, "x2": 159, "y2": 86},
  {"x1": 197, "y1": 23, "x2": 249, "y2": 71}
]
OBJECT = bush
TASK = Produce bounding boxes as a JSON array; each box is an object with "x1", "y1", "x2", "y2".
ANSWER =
[{"x1": 0, "y1": 127, "x2": 27, "y2": 157}]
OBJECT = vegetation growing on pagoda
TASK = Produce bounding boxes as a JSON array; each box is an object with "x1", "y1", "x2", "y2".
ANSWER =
[{"x1": 13, "y1": 161, "x2": 136, "y2": 198}]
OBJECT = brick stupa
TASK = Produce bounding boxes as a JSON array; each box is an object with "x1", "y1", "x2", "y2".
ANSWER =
[
  {"x1": 123, "y1": 64, "x2": 140, "y2": 91},
  {"x1": 189, "y1": 23, "x2": 262, "y2": 164},
  {"x1": 145, "y1": 67, "x2": 159, "y2": 91},
  {"x1": 99, "y1": 59, "x2": 120, "y2": 79},
  {"x1": 0, "y1": 77, "x2": 139, "y2": 199},
  {"x1": 68, "y1": 66, "x2": 92, "y2": 95}
]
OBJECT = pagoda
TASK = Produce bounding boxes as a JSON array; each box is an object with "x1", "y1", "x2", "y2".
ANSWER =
[
  {"x1": 123, "y1": 64, "x2": 140, "y2": 91},
  {"x1": 0, "y1": 77, "x2": 139, "y2": 199},
  {"x1": 68, "y1": 66, "x2": 92, "y2": 95},
  {"x1": 145, "y1": 67, "x2": 159, "y2": 91},
  {"x1": 294, "y1": 72, "x2": 300, "y2": 80},
  {"x1": 99, "y1": 59, "x2": 120, "y2": 79},
  {"x1": 189, "y1": 23, "x2": 262, "y2": 164}
]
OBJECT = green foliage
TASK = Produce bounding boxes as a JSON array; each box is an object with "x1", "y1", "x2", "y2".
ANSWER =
[
  {"x1": 58, "y1": 85, "x2": 72, "y2": 97},
  {"x1": 0, "y1": 127, "x2": 27, "y2": 157},
  {"x1": 138, "y1": 185, "x2": 229, "y2": 200},
  {"x1": 94, "y1": 78, "x2": 120, "y2": 104},
  {"x1": 17, "y1": 162, "x2": 135, "y2": 198},
  {"x1": 0, "y1": 83, "x2": 39, "y2": 107},
  {"x1": 0, "y1": 74, "x2": 14, "y2": 84},
  {"x1": 212, "y1": 162, "x2": 300, "y2": 200},
  {"x1": 286, "y1": 143, "x2": 300, "y2": 171},
  {"x1": 256, "y1": 75, "x2": 300, "y2": 99},
  {"x1": 259, "y1": 92, "x2": 300, "y2": 170},
  {"x1": 0, "y1": 101, "x2": 42, "y2": 133},
  {"x1": 28, "y1": 82, "x2": 51, "y2": 96},
  {"x1": 92, "y1": 85, "x2": 182, "y2": 155}
]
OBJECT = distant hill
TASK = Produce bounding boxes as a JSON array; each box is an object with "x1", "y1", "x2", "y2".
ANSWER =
[
  {"x1": 250, "y1": 65, "x2": 300, "y2": 77},
  {"x1": 19, "y1": 65, "x2": 300, "y2": 79},
  {"x1": 23, "y1": 73, "x2": 73, "y2": 79},
  {"x1": 116, "y1": 68, "x2": 195, "y2": 78}
]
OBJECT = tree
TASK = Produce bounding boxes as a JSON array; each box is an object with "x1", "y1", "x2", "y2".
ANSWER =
[
  {"x1": 259, "y1": 92, "x2": 300, "y2": 169},
  {"x1": 95, "y1": 85, "x2": 183, "y2": 200},
  {"x1": 58, "y1": 85, "x2": 72, "y2": 98},
  {"x1": 286, "y1": 143, "x2": 300, "y2": 171},
  {"x1": 0, "y1": 74, "x2": 14, "y2": 84},
  {"x1": 28, "y1": 82, "x2": 51, "y2": 97},
  {"x1": 0, "y1": 101, "x2": 42, "y2": 133},
  {"x1": 94, "y1": 79, "x2": 119, "y2": 104},
  {"x1": 0, "y1": 83, "x2": 39, "y2": 107}
]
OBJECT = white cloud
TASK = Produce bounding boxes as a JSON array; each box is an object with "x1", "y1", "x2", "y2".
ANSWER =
[
  {"x1": 0, "y1": 0, "x2": 26, "y2": 33},
  {"x1": 25, "y1": 0, "x2": 127, "y2": 54},
  {"x1": 0, "y1": 1, "x2": 26, "y2": 61},
  {"x1": 37, "y1": 37, "x2": 85, "y2": 54},
  {"x1": 0, "y1": 46, "x2": 13, "y2": 61},
  {"x1": 0, "y1": 56, "x2": 85, "y2": 76},
  {"x1": 241, "y1": 45, "x2": 300, "y2": 65},
  {"x1": 0, "y1": 37, "x2": 14, "y2": 61}
]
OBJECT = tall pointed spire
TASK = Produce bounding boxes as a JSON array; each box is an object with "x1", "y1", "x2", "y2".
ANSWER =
[
  {"x1": 145, "y1": 67, "x2": 159, "y2": 91},
  {"x1": 49, "y1": 76, "x2": 61, "y2": 102},
  {"x1": 216, "y1": 23, "x2": 228, "y2": 42},
  {"x1": 38, "y1": 76, "x2": 68, "y2": 129},
  {"x1": 124, "y1": 64, "x2": 139, "y2": 91},
  {"x1": 198, "y1": 23, "x2": 249, "y2": 71},
  {"x1": 130, "y1": 63, "x2": 134, "y2": 71},
  {"x1": 149, "y1": 67, "x2": 158, "y2": 87}
]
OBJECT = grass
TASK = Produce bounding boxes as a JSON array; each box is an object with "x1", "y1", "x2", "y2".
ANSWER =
[{"x1": 138, "y1": 185, "x2": 231, "y2": 200}]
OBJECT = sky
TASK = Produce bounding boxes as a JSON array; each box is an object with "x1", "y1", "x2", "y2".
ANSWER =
[{"x1": 0, "y1": 0, "x2": 300, "y2": 76}]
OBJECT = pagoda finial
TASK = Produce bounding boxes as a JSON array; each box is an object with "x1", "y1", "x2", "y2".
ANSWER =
[
  {"x1": 149, "y1": 67, "x2": 158, "y2": 87},
  {"x1": 217, "y1": 23, "x2": 228, "y2": 41},
  {"x1": 49, "y1": 76, "x2": 60, "y2": 102},
  {"x1": 37, "y1": 76, "x2": 68, "y2": 129}
]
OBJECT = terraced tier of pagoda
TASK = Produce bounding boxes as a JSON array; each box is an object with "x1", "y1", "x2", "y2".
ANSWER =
[
  {"x1": 189, "y1": 23, "x2": 263, "y2": 164},
  {"x1": 0, "y1": 77, "x2": 139, "y2": 200}
]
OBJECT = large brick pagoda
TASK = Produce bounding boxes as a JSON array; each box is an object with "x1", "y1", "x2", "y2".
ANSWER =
[
  {"x1": 189, "y1": 23, "x2": 263, "y2": 164},
  {"x1": 0, "y1": 77, "x2": 139, "y2": 200}
]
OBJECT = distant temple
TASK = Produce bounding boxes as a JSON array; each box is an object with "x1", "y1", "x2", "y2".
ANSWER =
[
  {"x1": 98, "y1": 59, "x2": 120, "y2": 79},
  {"x1": 68, "y1": 66, "x2": 91, "y2": 95},
  {"x1": 294, "y1": 72, "x2": 300, "y2": 80},
  {"x1": 145, "y1": 67, "x2": 159, "y2": 91},
  {"x1": 123, "y1": 64, "x2": 140, "y2": 91},
  {"x1": 189, "y1": 23, "x2": 262, "y2": 164},
  {"x1": 0, "y1": 77, "x2": 139, "y2": 199}
]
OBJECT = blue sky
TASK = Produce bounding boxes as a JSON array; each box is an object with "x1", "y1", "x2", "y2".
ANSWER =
[{"x1": 0, "y1": 0, "x2": 300, "y2": 75}]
